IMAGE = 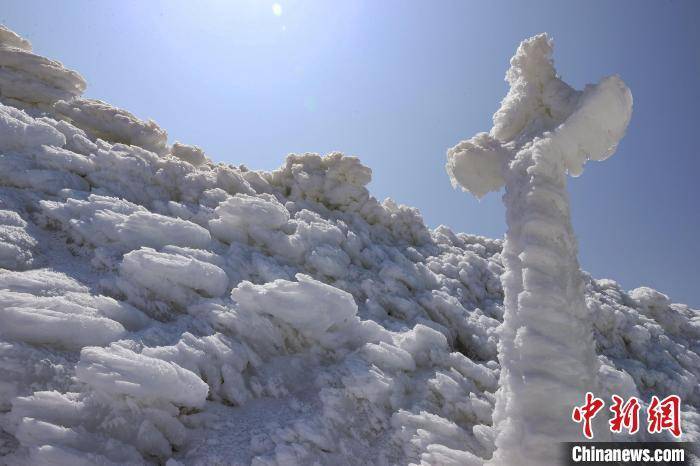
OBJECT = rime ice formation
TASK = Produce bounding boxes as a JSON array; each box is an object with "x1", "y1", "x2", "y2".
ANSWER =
[
  {"x1": 0, "y1": 24, "x2": 698, "y2": 466},
  {"x1": 446, "y1": 34, "x2": 636, "y2": 465},
  {"x1": 0, "y1": 27, "x2": 85, "y2": 108}
]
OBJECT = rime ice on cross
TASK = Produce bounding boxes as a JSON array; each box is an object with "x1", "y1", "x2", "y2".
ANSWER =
[{"x1": 446, "y1": 34, "x2": 632, "y2": 465}]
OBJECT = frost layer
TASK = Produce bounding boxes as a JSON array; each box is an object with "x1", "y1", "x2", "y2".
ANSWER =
[
  {"x1": 0, "y1": 26, "x2": 698, "y2": 466},
  {"x1": 447, "y1": 33, "x2": 636, "y2": 466}
]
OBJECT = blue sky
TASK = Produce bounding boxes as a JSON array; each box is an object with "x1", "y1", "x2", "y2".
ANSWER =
[{"x1": 3, "y1": 1, "x2": 699, "y2": 306}]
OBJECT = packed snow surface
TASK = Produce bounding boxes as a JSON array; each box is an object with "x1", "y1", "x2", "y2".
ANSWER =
[{"x1": 0, "y1": 25, "x2": 698, "y2": 466}]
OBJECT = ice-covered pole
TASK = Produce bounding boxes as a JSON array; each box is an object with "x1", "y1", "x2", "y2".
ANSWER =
[{"x1": 446, "y1": 34, "x2": 632, "y2": 465}]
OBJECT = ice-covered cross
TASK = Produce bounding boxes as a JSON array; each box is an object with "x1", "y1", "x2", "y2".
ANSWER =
[{"x1": 446, "y1": 34, "x2": 632, "y2": 465}]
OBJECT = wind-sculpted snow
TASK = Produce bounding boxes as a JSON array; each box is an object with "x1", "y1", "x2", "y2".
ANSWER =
[
  {"x1": 0, "y1": 25, "x2": 697, "y2": 466},
  {"x1": 53, "y1": 99, "x2": 168, "y2": 156},
  {"x1": 0, "y1": 25, "x2": 85, "y2": 108},
  {"x1": 77, "y1": 345, "x2": 210, "y2": 408}
]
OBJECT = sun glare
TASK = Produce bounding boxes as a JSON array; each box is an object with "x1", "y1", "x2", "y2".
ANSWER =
[{"x1": 272, "y1": 3, "x2": 282, "y2": 16}]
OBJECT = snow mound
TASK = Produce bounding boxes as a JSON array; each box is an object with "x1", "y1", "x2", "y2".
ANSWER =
[
  {"x1": 0, "y1": 26, "x2": 697, "y2": 466},
  {"x1": 0, "y1": 25, "x2": 85, "y2": 107}
]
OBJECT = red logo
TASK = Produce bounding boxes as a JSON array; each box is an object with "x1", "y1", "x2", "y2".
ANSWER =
[
  {"x1": 647, "y1": 395, "x2": 682, "y2": 438},
  {"x1": 572, "y1": 394, "x2": 683, "y2": 439},
  {"x1": 609, "y1": 395, "x2": 641, "y2": 434},
  {"x1": 572, "y1": 392, "x2": 605, "y2": 439}
]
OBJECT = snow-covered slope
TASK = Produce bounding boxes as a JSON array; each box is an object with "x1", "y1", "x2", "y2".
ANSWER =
[{"x1": 0, "y1": 25, "x2": 697, "y2": 465}]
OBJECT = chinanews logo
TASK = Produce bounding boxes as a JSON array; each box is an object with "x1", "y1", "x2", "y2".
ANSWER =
[
  {"x1": 564, "y1": 393, "x2": 689, "y2": 465},
  {"x1": 571, "y1": 392, "x2": 682, "y2": 439}
]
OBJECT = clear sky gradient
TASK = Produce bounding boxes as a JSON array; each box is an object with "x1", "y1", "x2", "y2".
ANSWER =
[{"x1": 3, "y1": 1, "x2": 698, "y2": 306}]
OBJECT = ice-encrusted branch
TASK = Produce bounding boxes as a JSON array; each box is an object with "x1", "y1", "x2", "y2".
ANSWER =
[{"x1": 446, "y1": 33, "x2": 633, "y2": 465}]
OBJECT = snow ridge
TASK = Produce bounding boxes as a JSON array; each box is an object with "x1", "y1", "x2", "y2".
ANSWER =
[{"x1": 0, "y1": 25, "x2": 698, "y2": 465}]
